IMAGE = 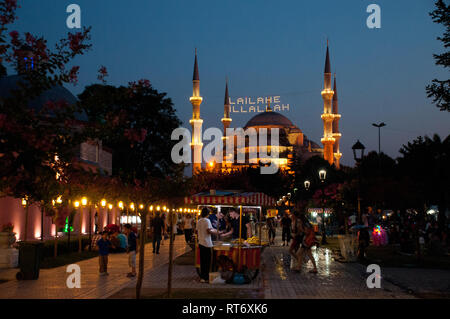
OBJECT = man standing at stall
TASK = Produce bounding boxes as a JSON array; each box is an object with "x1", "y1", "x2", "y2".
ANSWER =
[
  {"x1": 221, "y1": 209, "x2": 252, "y2": 240},
  {"x1": 197, "y1": 207, "x2": 220, "y2": 283},
  {"x1": 209, "y1": 209, "x2": 226, "y2": 241}
]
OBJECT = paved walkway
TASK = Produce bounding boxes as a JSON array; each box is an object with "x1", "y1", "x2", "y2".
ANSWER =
[
  {"x1": 1, "y1": 230, "x2": 449, "y2": 299},
  {"x1": 262, "y1": 245, "x2": 413, "y2": 299},
  {"x1": 0, "y1": 236, "x2": 190, "y2": 299}
]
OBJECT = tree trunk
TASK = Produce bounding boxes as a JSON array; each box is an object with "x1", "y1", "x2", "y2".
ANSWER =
[
  {"x1": 167, "y1": 209, "x2": 175, "y2": 298},
  {"x1": 136, "y1": 211, "x2": 147, "y2": 299},
  {"x1": 54, "y1": 213, "x2": 58, "y2": 258},
  {"x1": 78, "y1": 208, "x2": 83, "y2": 253}
]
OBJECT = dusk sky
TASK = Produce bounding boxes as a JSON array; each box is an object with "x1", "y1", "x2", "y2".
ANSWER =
[{"x1": 8, "y1": 0, "x2": 449, "y2": 167}]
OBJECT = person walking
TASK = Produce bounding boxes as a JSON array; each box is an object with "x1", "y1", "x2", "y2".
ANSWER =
[
  {"x1": 183, "y1": 214, "x2": 194, "y2": 243},
  {"x1": 296, "y1": 213, "x2": 318, "y2": 273},
  {"x1": 197, "y1": 207, "x2": 220, "y2": 283},
  {"x1": 281, "y1": 212, "x2": 292, "y2": 246},
  {"x1": 124, "y1": 224, "x2": 138, "y2": 277},
  {"x1": 289, "y1": 211, "x2": 304, "y2": 260},
  {"x1": 96, "y1": 231, "x2": 111, "y2": 276},
  {"x1": 267, "y1": 216, "x2": 276, "y2": 245},
  {"x1": 151, "y1": 211, "x2": 165, "y2": 254}
]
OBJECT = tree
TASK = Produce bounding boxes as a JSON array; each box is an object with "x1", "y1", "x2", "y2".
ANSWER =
[
  {"x1": 78, "y1": 79, "x2": 186, "y2": 299},
  {"x1": 426, "y1": 0, "x2": 450, "y2": 111},
  {"x1": 0, "y1": 0, "x2": 93, "y2": 241},
  {"x1": 78, "y1": 81, "x2": 183, "y2": 181},
  {"x1": 397, "y1": 134, "x2": 450, "y2": 226}
]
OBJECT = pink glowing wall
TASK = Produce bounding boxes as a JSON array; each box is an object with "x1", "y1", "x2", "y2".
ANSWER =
[{"x1": 0, "y1": 197, "x2": 120, "y2": 241}]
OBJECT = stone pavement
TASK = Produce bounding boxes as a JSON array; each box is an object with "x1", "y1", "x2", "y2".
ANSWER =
[
  {"x1": 262, "y1": 245, "x2": 414, "y2": 299},
  {"x1": 1, "y1": 230, "x2": 449, "y2": 299},
  {"x1": 0, "y1": 235, "x2": 190, "y2": 299}
]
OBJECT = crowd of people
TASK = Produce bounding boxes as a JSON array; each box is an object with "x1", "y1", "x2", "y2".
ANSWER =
[{"x1": 358, "y1": 209, "x2": 449, "y2": 256}]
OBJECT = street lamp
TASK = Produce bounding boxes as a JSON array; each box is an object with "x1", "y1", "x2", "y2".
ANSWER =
[
  {"x1": 304, "y1": 180, "x2": 310, "y2": 191},
  {"x1": 108, "y1": 203, "x2": 113, "y2": 225},
  {"x1": 372, "y1": 122, "x2": 386, "y2": 155},
  {"x1": 22, "y1": 196, "x2": 29, "y2": 241},
  {"x1": 101, "y1": 199, "x2": 107, "y2": 225},
  {"x1": 352, "y1": 140, "x2": 366, "y2": 224},
  {"x1": 352, "y1": 140, "x2": 366, "y2": 163},
  {"x1": 81, "y1": 197, "x2": 92, "y2": 251},
  {"x1": 318, "y1": 169, "x2": 328, "y2": 244}
]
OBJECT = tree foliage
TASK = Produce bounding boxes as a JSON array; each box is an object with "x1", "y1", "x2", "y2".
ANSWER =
[{"x1": 427, "y1": 0, "x2": 450, "y2": 111}]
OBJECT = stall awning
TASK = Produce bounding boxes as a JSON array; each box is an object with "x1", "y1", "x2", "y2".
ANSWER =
[{"x1": 184, "y1": 192, "x2": 276, "y2": 206}]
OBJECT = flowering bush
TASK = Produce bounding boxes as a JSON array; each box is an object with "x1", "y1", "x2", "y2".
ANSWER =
[{"x1": 1, "y1": 223, "x2": 14, "y2": 233}]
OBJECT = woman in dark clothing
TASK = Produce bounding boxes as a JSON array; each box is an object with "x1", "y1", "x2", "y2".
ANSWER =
[
  {"x1": 267, "y1": 217, "x2": 276, "y2": 245},
  {"x1": 281, "y1": 213, "x2": 292, "y2": 246}
]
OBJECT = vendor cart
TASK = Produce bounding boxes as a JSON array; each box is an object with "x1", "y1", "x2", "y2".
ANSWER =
[{"x1": 185, "y1": 191, "x2": 275, "y2": 282}]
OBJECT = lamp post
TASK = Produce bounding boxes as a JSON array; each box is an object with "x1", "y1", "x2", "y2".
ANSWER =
[
  {"x1": 81, "y1": 197, "x2": 88, "y2": 252},
  {"x1": 372, "y1": 122, "x2": 386, "y2": 155},
  {"x1": 352, "y1": 140, "x2": 366, "y2": 224},
  {"x1": 22, "y1": 197, "x2": 28, "y2": 241},
  {"x1": 319, "y1": 169, "x2": 328, "y2": 245}
]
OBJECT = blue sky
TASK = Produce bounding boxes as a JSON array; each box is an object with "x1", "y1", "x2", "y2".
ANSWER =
[{"x1": 7, "y1": 0, "x2": 449, "y2": 166}]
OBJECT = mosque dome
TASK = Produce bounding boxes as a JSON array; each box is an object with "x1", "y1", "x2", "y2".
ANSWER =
[
  {"x1": 244, "y1": 111, "x2": 298, "y2": 129},
  {"x1": 0, "y1": 74, "x2": 87, "y2": 121}
]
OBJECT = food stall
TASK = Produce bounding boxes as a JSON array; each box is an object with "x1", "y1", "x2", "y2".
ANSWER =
[{"x1": 184, "y1": 191, "x2": 276, "y2": 281}]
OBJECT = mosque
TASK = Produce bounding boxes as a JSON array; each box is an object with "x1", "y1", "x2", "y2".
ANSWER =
[{"x1": 189, "y1": 43, "x2": 342, "y2": 176}]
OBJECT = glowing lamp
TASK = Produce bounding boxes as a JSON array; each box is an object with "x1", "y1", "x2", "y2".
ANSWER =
[
  {"x1": 81, "y1": 197, "x2": 88, "y2": 207},
  {"x1": 156, "y1": 206, "x2": 160, "y2": 211},
  {"x1": 21, "y1": 198, "x2": 27, "y2": 207},
  {"x1": 118, "y1": 201, "x2": 124, "y2": 209},
  {"x1": 101, "y1": 199, "x2": 107, "y2": 207},
  {"x1": 108, "y1": 204, "x2": 113, "y2": 210},
  {"x1": 304, "y1": 180, "x2": 311, "y2": 190},
  {"x1": 149, "y1": 205, "x2": 153, "y2": 211},
  {"x1": 319, "y1": 169, "x2": 327, "y2": 181},
  {"x1": 74, "y1": 201, "x2": 80, "y2": 208}
]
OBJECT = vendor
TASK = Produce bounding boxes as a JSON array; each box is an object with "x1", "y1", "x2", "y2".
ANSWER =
[
  {"x1": 221, "y1": 209, "x2": 252, "y2": 240},
  {"x1": 209, "y1": 210, "x2": 226, "y2": 241}
]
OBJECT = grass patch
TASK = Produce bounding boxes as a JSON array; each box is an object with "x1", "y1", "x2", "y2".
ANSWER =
[
  {"x1": 364, "y1": 245, "x2": 450, "y2": 270},
  {"x1": 109, "y1": 288, "x2": 264, "y2": 299},
  {"x1": 40, "y1": 251, "x2": 98, "y2": 269}
]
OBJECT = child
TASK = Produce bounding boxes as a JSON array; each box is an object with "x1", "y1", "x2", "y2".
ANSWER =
[
  {"x1": 97, "y1": 231, "x2": 111, "y2": 276},
  {"x1": 124, "y1": 224, "x2": 138, "y2": 277}
]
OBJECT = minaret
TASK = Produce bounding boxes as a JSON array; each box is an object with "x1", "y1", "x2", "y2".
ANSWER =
[
  {"x1": 332, "y1": 74, "x2": 342, "y2": 169},
  {"x1": 190, "y1": 49, "x2": 203, "y2": 175},
  {"x1": 221, "y1": 79, "x2": 232, "y2": 171},
  {"x1": 321, "y1": 41, "x2": 335, "y2": 166}
]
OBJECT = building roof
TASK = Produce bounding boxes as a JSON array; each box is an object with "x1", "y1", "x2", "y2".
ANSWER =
[
  {"x1": 0, "y1": 74, "x2": 87, "y2": 121},
  {"x1": 244, "y1": 111, "x2": 296, "y2": 129}
]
